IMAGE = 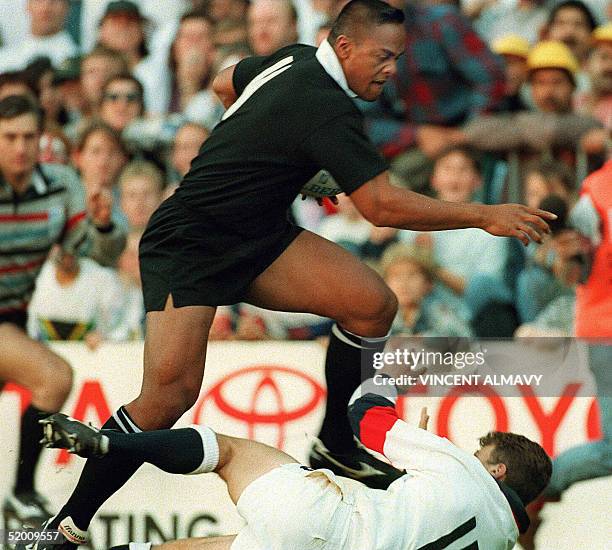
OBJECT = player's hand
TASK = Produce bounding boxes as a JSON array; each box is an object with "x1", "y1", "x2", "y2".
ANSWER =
[
  {"x1": 418, "y1": 407, "x2": 429, "y2": 430},
  {"x1": 481, "y1": 204, "x2": 556, "y2": 246},
  {"x1": 87, "y1": 186, "x2": 113, "y2": 228},
  {"x1": 301, "y1": 194, "x2": 339, "y2": 206}
]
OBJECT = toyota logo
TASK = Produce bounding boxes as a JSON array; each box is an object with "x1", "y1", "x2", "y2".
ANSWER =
[{"x1": 193, "y1": 365, "x2": 326, "y2": 449}]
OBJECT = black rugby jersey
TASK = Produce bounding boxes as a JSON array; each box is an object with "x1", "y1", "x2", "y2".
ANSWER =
[{"x1": 174, "y1": 44, "x2": 388, "y2": 237}]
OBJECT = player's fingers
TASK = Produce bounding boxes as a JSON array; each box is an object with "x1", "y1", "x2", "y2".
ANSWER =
[
  {"x1": 419, "y1": 407, "x2": 429, "y2": 430},
  {"x1": 529, "y1": 207, "x2": 558, "y2": 221},
  {"x1": 511, "y1": 229, "x2": 530, "y2": 247},
  {"x1": 523, "y1": 213, "x2": 551, "y2": 234},
  {"x1": 517, "y1": 223, "x2": 543, "y2": 244}
]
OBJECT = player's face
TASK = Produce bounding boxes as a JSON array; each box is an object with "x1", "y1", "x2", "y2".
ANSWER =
[
  {"x1": 0, "y1": 114, "x2": 40, "y2": 184},
  {"x1": 342, "y1": 23, "x2": 406, "y2": 102}
]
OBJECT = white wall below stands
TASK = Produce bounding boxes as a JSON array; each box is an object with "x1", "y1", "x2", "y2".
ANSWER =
[{"x1": 1, "y1": 342, "x2": 610, "y2": 549}]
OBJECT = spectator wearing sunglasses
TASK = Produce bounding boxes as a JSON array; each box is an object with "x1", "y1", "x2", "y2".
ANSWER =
[{"x1": 99, "y1": 73, "x2": 144, "y2": 134}]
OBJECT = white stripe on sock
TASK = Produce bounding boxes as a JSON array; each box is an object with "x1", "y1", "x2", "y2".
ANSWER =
[
  {"x1": 129, "y1": 543, "x2": 152, "y2": 550},
  {"x1": 112, "y1": 411, "x2": 129, "y2": 434},
  {"x1": 332, "y1": 324, "x2": 391, "y2": 350},
  {"x1": 186, "y1": 425, "x2": 220, "y2": 475},
  {"x1": 332, "y1": 324, "x2": 363, "y2": 349},
  {"x1": 119, "y1": 408, "x2": 142, "y2": 433}
]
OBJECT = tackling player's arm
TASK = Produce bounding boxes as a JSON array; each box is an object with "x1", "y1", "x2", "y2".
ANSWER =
[
  {"x1": 212, "y1": 54, "x2": 267, "y2": 110},
  {"x1": 348, "y1": 380, "x2": 454, "y2": 472},
  {"x1": 349, "y1": 171, "x2": 557, "y2": 246},
  {"x1": 212, "y1": 65, "x2": 238, "y2": 109}
]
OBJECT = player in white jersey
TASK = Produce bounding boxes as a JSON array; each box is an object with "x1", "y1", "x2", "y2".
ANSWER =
[{"x1": 39, "y1": 379, "x2": 551, "y2": 550}]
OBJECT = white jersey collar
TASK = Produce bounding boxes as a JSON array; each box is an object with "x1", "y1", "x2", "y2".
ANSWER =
[{"x1": 315, "y1": 39, "x2": 358, "y2": 99}]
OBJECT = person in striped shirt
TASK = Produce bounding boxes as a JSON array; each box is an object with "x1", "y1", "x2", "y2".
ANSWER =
[{"x1": 0, "y1": 94, "x2": 125, "y2": 528}]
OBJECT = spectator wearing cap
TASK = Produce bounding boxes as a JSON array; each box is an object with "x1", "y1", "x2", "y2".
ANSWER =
[
  {"x1": 53, "y1": 56, "x2": 84, "y2": 127},
  {"x1": 575, "y1": 23, "x2": 612, "y2": 131},
  {"x1": 473, "y1": 0, "x2": 548, "y2": 45},
  {"x1": 461, "y1": 41, "x2": 603, "y2": 162},
  {"x1": 79, "y1": 0, "x2": 189, "y2": 54},
  {"x1": 247, "y1": 0, "x2": 299, "y2": 56},
  {"x1": 491, "y1": 35, "x2": 531, "y2": 112},
  {"x1": 359, "y1": 1, "x2": 504, "y2": 192},
  {"x1": 0, "y1": 0, "x2": 77, "y2": 72},
  {"x1": 96, "y1": 0, "x2": 169, "y2": 114}
]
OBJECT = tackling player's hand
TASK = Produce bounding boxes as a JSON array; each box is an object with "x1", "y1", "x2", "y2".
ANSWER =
[
  {"x1": 481, "y1": 204, "x2": 556, "y2": 246},
  {"x1": 418, "y1": 407, "x2": 429, "y2": 430},
  {"x1": 301, "y1": 194, "x2": 339, "y2": 206}
]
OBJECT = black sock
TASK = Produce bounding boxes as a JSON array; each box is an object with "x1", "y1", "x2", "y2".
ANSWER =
[
  {"x1": 55, "y1": 407, "x2": 143, "y2": 530},
  {"x1": 104, "y1": 428, "x2": 208, "y2": 474},
  {"x1": 14, "y1": 404, "x2": 50, "y2": 495},
  {"x1": 317, "y1": 324, "x2": 388, "y2": 453}
]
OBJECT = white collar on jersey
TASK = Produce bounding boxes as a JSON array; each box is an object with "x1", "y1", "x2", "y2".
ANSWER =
[{"x1": 315, "y1": 39, "x2": 358, "y2": 99}]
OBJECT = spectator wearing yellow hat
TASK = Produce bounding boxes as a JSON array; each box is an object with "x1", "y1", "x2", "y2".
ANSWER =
[
  {"x1": 492, "y1": 35, "x2": 531, "y2": 112},
  {"x1": 527, "y1": 40, "x2": 579, "y2": 113},
  {"x1": 461, "y1": 41, "x2": 602, "y2": 156},
  {"x1": 575, "y1": 23, "x2": 612, "y2": 133}
]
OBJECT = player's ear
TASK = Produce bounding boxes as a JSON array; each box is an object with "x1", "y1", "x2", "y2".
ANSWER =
[
  {"x1": 334, "y1": 35, "x2": 352, "y2": 60},
  {"x1": 490, "y1": 462, "x2": 507, "y2": 480}
]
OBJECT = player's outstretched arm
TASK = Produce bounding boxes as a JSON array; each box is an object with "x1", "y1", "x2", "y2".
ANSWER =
[{"x1": 350, "y1": 171, "x2": 556, "y2": 246}]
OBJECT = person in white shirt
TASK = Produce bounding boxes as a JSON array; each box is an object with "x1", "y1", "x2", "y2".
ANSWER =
[
  {"x1": 42, "y1": 378, "x2": 551, "y2": 550},
  {"x1": 0, "y1": 0, "x2": 77, "y2": 72},
  {"x1": 27, "y1": 248, "x2": 126, "y2": 349}
]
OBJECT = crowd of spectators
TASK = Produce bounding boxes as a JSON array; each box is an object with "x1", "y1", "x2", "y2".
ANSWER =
[{"x1": 1, "y1": 0, "x2": 610, "y2": 345}]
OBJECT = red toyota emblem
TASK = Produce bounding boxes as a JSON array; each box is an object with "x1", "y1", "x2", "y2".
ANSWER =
[{"x1": 192, "y1": 365, "x2": 326, "y2": 449}]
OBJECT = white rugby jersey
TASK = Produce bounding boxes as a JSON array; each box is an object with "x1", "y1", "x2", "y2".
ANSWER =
[{"x1": 342, "y1": 390, "x2": 528, "y2": 549}]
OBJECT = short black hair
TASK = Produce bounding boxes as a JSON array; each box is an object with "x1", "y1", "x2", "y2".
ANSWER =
[
  {"x1": 329, "y1": 0, "x2": 405, "y2": 43},
  {"x1": 101, "y1": 73, "x2": 145, "y2": 115},
  {"x1": 479, "y1": 431, "x2": 552, "y2": 505},
  {"x1": 434, "y1": 144, "x2": 482, "y2": 175},
  {"x1": 0, "y1": 94, "x2": 44, "y2": 131},
  {"x1": 548, "y1": 0, "x2": 597, "y2": 31},
  {"x1": 0, "y1": 71, "x2": 39, "y2": 99}
]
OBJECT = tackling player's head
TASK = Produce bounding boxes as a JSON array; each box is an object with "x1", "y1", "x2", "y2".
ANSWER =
[
  {"x1": 329, "y1": 0, "x2": 405, "y2": 101},
  {"x1": 475, "y1": 432, "x2": 552, "y2": 505}
]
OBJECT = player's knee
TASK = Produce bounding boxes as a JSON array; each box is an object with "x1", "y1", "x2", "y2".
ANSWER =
[
  {"x1": 340, "y1": 287, "x2": 397, "y2": 336},
  {"x1": 361, "y1": 286, "x2": 398, "y2": 326},
  {"x1": 138, "y1": 375, "x2": 202, "y2": 427},
  {"x1": 35, "y1": 357, "x2": 73, "y2": 411},
  {"x1": 154, "y1": 386, "x2": 199, "y2": 426}
]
